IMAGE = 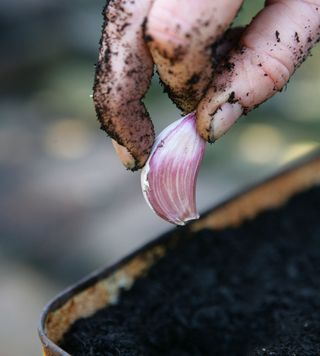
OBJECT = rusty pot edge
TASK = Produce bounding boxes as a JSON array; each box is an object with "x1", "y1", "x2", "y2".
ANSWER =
[{"x1": 38, "y1": 149, "x2": 320, "y2": 355}]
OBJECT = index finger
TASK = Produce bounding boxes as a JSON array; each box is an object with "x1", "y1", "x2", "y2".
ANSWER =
[{"x1": 93, "y1": 0, "x2": 155, "y2": 170}]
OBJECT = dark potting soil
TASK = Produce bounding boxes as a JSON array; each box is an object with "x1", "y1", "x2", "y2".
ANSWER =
[{"x1": 61, "y1": 186, "x2": 320, "y2": 356}]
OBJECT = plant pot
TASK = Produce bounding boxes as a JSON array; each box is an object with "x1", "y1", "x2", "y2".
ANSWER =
[{"x1": 39, "y1": 151, "x2": 320, "y2": 356}]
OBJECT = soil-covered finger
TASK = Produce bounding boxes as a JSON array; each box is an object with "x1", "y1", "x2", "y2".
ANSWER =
[
  {"x1": 93, "y1": 0, "x2": 155, "y2": 170},
  {"x1": 145, "y1": 0, "x2": 243, "y2": 113},
  {"x1": 197, "y1": 0, "x2": 320, "y2": 142}
]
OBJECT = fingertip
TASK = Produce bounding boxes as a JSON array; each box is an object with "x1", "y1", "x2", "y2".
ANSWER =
[
  {"x1": 112, "y1": 139, "x2": 150, "y2": 171},
  {"x1": 196, "y1": 91, "x2": 229, "y2": 141},
  {"x1": 209, "y1": 102, "x2": 243, "y2": 141},
  {"x1": 197, "y1": 90, "x2": 243, "y2": 142},
  {"x1": 196, "y1": 104, "x2": 212, "y2": 142},
  {"x1": 112, "y1": 140, "x2": 137, "y2": 170}
]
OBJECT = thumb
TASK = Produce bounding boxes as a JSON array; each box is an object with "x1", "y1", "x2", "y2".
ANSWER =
[{"x1": 196, "y1": 0, "x2": 320, "y2": 142}]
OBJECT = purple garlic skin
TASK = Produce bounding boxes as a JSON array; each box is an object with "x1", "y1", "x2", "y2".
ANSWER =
[{"x1": 141, "y1": 112, "x2": 206, "y2": 225}]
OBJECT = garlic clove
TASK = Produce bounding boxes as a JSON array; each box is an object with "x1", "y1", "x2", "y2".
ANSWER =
[{"x1": 141, "y1": 112, "x2": 206, "y2": 225}]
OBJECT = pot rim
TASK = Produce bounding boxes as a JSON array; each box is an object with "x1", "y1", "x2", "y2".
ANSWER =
[{"x1": 38, "y1": 149, "x2": 320, "y2": 355}]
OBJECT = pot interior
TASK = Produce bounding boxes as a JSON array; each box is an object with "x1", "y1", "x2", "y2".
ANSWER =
[{"x1": 39, "y1": 154, "x2": 320, "y2": 356}]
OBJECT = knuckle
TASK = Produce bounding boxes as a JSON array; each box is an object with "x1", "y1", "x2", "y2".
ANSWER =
[{"x1": 259, "y1": 52, "x2": 291, "y2": 90}]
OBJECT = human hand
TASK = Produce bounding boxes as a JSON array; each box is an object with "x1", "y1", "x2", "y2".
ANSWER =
[{"x1": 93, "y1": 0, "x2": 320, "y2": 170}]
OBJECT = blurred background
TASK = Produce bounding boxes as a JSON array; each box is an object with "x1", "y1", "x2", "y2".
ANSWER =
[{"x1": 0, "y1": 0, "x2": 319, "y2": 354}]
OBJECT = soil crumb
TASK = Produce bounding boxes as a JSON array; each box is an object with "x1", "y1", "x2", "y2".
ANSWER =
[{"x1": 61, "y1": 186, "x2": 320, "y2": 356}]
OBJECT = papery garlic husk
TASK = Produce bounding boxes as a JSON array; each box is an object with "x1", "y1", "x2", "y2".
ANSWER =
[{"x1": 141, "y1": 112, "x2": 206, "y2": 225}]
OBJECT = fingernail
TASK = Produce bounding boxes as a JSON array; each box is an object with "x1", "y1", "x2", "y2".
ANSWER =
[
  {"x1": 210, "y1": 102, "x2": 243, "y2": 141},
  {"x1": 112, "y1": 140, "x2": 136, "y2": 170}
]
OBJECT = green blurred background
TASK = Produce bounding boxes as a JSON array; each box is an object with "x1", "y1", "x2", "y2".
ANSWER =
[{"x1": 0, "y1": 0, "x2": 319, "y2": 354}]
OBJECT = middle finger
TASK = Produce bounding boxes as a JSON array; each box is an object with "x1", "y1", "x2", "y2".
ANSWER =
[{"x1": 145, "y1": 0, "x2": 243, "y2": 113}]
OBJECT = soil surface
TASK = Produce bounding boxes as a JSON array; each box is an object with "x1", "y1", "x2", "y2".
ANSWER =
[{"x1": 61, "y1": 186, "x2": 320, "y2": 356}]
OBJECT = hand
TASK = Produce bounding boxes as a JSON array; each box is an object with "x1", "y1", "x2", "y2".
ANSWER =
[{"x1": 93, "y1": 0, "x2": 320, "y2": 170}]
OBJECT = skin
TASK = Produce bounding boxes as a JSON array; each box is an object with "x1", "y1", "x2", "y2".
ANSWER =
[
  {"x1": 93, "y1": 0, "x2": 155, "y2": 170},
  {"x1": 146, "y1": 0, "x2": 243, "y2": 113},
  {"x1": 94, "y1": 0, "x2": 320, "y2": 170}
]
